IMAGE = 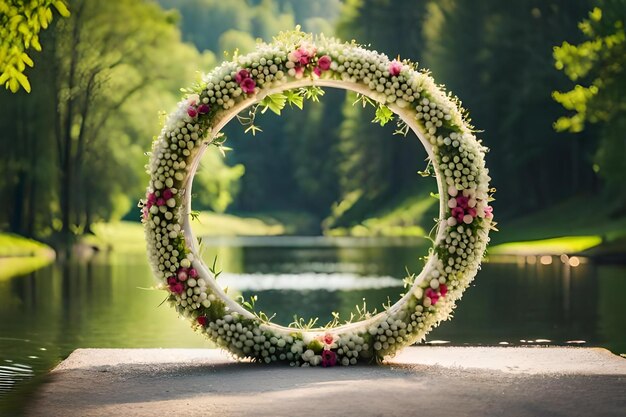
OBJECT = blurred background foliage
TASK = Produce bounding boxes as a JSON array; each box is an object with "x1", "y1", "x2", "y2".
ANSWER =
[{"x1": 0, "y1": 0, "x2": 625, "y2": 247}]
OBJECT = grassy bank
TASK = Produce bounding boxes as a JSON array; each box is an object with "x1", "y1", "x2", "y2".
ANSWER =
[
  {"x1": 490, "y1": 196, "x2": 626, "y2": 256},
  {"x1": 0, "y1": 233, "x2": 54, "y2": 257},
  {"x1": 326, "y1": 194, "x2": 438, "y2": 237},
  {"x1": 0, "y1": 233, "x2": 56, "y2": 280},
  {"x1": 325, "y1": 193, "x2": 626, "y2": 256},
  {"x1": 79, "y1": 194, "x2": 626, "y2": 257},
  {"x1": 85, "y1": 211, "x2": 295, "y2": 252}
]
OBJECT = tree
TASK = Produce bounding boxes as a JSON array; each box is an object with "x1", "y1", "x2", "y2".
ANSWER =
[
  {"x1": 327, "y1": 0, "x2": 434, "y2": 228},
  {"x1": 218, "y1": 29, "x2": 256, "y2": 56},
  {"x1": 0, "y1": 0, "x2": 69, "y2": 93},
  {"x1": 553, "y1": 2, "x2": 626, "y2": 207},
  {"x1": 194, "y1": 151, "x2": 245, "y2": 214},
  {"x1": 0, "y1": 0, "x2": 232, "y2": 246},
  {"x1": 423, "y1": 0, "x2": 595, "y2": 217}
]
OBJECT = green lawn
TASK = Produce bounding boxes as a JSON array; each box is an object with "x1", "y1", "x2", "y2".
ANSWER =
[
  {"x1": 0, "y1": 233, "x2": 55, "y2": 280},
  {"x1": 0, "y1": 233, "x2": 53, "y2": 257},
  {"x1": 85, "y1": 212, "x2": 292, "y2": 252},
  {"x1": 490, "y1": 195, "x2": 626, "y2": 255},
  {"x1": 489, "y1": 236, "x2": 603, "y2": 256},
  {"x1": 326, "y1": 194, "x2": 438, "y2": 237}
]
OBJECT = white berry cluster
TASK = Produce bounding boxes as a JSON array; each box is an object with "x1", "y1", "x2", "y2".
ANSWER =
[{"x1": 142, "y1": 32, "x2": 494, "y2": 367}]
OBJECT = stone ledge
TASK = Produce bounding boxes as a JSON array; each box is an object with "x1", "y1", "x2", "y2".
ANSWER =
[{"x1": 28, "y1": 347, "x2": 626, "y2": 417}]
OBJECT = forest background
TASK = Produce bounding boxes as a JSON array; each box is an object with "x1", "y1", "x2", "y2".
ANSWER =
[{"x1": 1, "y1": 0, "x2": 624, "y2": 253}]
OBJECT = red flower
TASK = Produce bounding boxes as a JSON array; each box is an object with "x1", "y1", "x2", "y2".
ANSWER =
[
  {"x1": 313, "y1": 66, "x2": 322, "y2": 77},
  {"x1": 170, "y1": 283, "x2": 184, "y2": 294},
  {"x1": 167, "y1": 276, "x2": 177, "y2": 286},
  {"x1": 439, "y1": 283, "x2": 448, "y2": 297},
  {"x1": 187, "y1": 106, "x2": 198, "y2": 118},
  {"x1": 189, "y1": 268, "x2": 198, "y2": 278},
  {"x1": 425, "y1": 288, "x2": 440, "y2": 305},
  {"x1": 162, "y1": 189, "x2": 173, "y2": 200},
  {"x1": 156, "y1": 198, "x2": 166, "y2": 207},
  {"x1": 451, "y1": 206, "x2": 465, "y2": 222},
  {"x1": 456, "y1": 196, "x2": 469, "y2": 209},
  {"x1": 318, "y1": 55, "x2": 332, "y2": 71},
  {"x1": 321, "y1": 349, "x2": 337, "y2": 367},
  {"x1": 235, "y1": 69, "x2": 250, "y2": 83},
  {"x1": 240, "y1": 77, "x2": 256, "y2": 94},
  {"x1": 197, "y1": 316, "x2": 207, "y2": 326},
  {"x1": 197, "y1": 104, "x2": 210, "y2": 114}
]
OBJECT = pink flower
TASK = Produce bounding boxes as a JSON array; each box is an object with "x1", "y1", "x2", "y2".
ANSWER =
[
  {"x1": 439, "y1": 284, "x2": 448, "y2": 297},
  {"x1": 317, "y1": 332, "x2": 338, "y2": 348},
  {"x1": 240, "y1": 77, "x2": 256, "y2": 94},
  {"x1": 317, "y1": 55, "x2": 332, "y2": 71},
  {"x1": 235, "y1": 69, "x2": 250, "y2": 84},
  {"x1": 293, "y1": 48, "x2": 310, "y2": 65},
  {"x1": 167, "y1": 276, "x2": 177, "y2": 286},
  {"x1": 456, "y1": 196, "x2": 469, "y2": 209},
  {"x1": 451, "y1": 206, "x2": 465, "y2": 222},
  {"x1": 389, "y1": 60, "x2": 402, "y2": 76},
  {"x1": 288, "y1": 45, "x2": 316, "y2": 66},
  {"x1": 294, "y1": 66, "x2": 304, "y2": 79},
  {"x1": 468, "y1": 207, "x2": 477, "y2": 218},
  {"x1": 142, "y1": 206, "x2": 149, "y2": 219},
  {"x1": 484, "y1": 206, "x2": 493, "y2": 219},
  {"x1": 189, "y1": 268, "x2": 198, "y2": 278},
  {"x1": 187, "y1": 106, "x2": 198, "y2": 118},
  {"x1": 177, "y1": 269, "x2": 188, "y2": 282},
  {"x1": 197, "y1": 104, "x2": 210, "y2": 114},
  {"x1": 313, "y1": 66, "x2": 322, "y2": 77},
  {"x1": 170, "y1": 283, "x2": 184, "y2": 294},
  {"x1": 197, "y1": 316, "x2": 207, "y2": 326},
  {"x1": 156, "y1": 198, "x2": 166, "y2": 207},
  {"x1": 425, "y1": 288, "x2": 440, "y2": 305},
  {"x1": 147, "y1": 192, "x2": 156, "y2": 205},
  {"x1": 162, "y1": 189, "x2": 173, "y2": 200},
  {"x1": 321, "y1": 349, "x2": 337, "y2": 367}
]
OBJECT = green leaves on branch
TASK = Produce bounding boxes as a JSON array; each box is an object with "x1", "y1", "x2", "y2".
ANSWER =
[
  {"x1": 352, "y1": 92, "x2": 406, "y2": 132},
  {"x1": 0, "y1": 0, "x2": 70, "y2": 93},
  {"x1": 210, "y1": 132, "x2": 231, "y2": 156},
  {"x1": 260, "y1": 92, "x2": 288, "y2": 115},
  {"x1": 373, "y1": 104, "x2": 393, "y2": 126},
  {"x1": 240, "y1": 86, "x2": 323, "y2": 134},
  {"x1": 552, "y1": 6, "x2": 626, "y2": 133},
  {"x1": 259, "y1": 86, "x2": 323, "y2": 116},
  {"x1": 284, "y1": 89, "x2": 304, "y2": 109}
]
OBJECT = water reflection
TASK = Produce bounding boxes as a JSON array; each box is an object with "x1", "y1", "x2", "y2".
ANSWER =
[{"x1": 0, "y1": 237, "x2": 625, "y2": 409}]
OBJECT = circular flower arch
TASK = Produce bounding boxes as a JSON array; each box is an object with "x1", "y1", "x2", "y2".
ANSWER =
[{"x1": 142, "y1": 31, "x2": 494, "y2": 367}]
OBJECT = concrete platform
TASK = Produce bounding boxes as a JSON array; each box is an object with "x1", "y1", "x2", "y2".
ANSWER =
[{"x1": 27, "y1": 347, "x2": 626, "y2": 417}]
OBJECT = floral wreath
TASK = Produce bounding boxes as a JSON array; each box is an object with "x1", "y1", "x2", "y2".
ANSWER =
[{"x1": 142, "y1": 30, "x2": 495, "y2": 367}]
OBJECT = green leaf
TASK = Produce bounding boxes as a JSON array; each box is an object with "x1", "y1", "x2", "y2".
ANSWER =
[
  {"x1": 285, "y1": 89, "x2": 304, "y2": 109},
  {"x1": 53, "y1": 1, "x2": 71, "y2": 17},
  {"x1": 260, "y1": 92, "x2": 287, "y2": 115},
  {"x1": 373, "y1": 105, "x2": 393, "y2": 126},
  {"x1": 301, "y1": 86, "x2": 325, "y2": 102}
]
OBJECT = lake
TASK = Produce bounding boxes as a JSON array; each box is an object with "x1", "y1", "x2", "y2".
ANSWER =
[{"x1": 1, "y1": 236, "x2": 625, "y2": 411}]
